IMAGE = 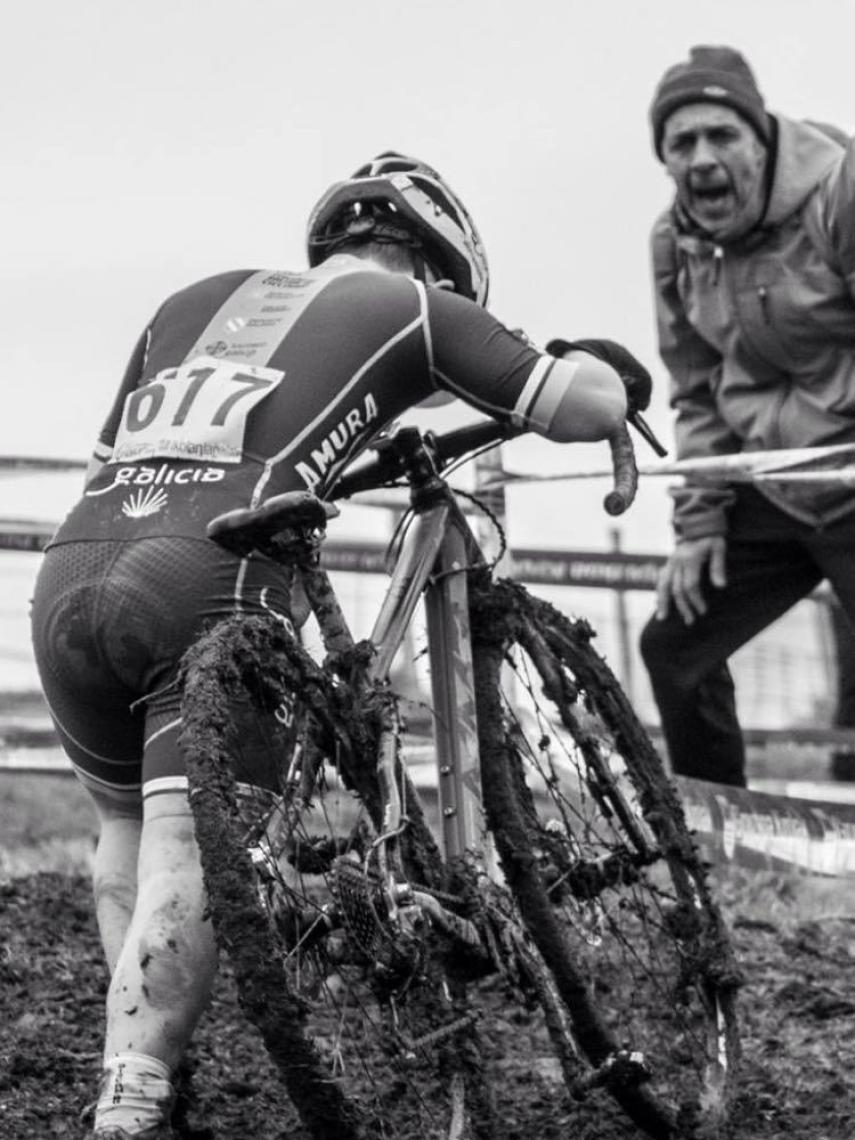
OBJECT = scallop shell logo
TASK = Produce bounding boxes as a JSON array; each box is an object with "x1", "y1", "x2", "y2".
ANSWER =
[{"x1": 122, "y1": 486, "x2": 169, "y2": 518}]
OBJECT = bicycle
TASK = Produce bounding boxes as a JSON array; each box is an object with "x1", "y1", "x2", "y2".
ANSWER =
[{"x1": 179, "y1": 418, "x2": 741, "y2": 1140}]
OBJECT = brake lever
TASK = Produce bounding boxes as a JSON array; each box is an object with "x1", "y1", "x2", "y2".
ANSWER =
[{"x1": 628, "y1": 410, "x2": 668, "y2": 458}]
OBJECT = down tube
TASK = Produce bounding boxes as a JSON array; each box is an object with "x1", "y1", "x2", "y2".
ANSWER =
[{"x1": 422, "y1": 516, "x2": 487, "y2": 861}]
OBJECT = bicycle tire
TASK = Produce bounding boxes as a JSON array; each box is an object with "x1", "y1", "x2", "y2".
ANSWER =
[
  {"x1": 469, "y1": 575, "x2": 741, "y2": 1140},
  {"x1": 180, "y1": 614, "x2": 364, "y2": 1140},
  {"x1": 179, "y1": 612, "x2": 510, "y2": 1140}
]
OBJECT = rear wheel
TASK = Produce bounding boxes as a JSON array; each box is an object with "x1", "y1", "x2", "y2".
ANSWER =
[
  {"x1": 179, "y1": 612, "x2": 547, "y2": 1140},
  {"x1": 470, "y1": 575, "x2": 741, "y2": 1140},
  {"x1": 180, "y1": 614, "x2": 364, "y2": 1139}
]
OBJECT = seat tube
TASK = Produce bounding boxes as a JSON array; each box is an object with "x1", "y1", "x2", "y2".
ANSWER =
[{"x1": 424, "y1": 522, "x2": 487, "y2": 861}]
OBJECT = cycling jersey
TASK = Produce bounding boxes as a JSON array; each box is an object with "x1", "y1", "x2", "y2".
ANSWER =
[{"x1": 53, "y1": 254, "x2": 567, "y2": 547}]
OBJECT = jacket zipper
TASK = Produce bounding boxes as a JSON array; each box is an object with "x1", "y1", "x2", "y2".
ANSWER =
[{"x1": 713, "y1": 246, "x2": 723, "y2": 284}]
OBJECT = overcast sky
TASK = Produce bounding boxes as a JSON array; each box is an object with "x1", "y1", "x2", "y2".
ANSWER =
[{"x1": 4, "y1": 0, "x2": 854, "y2": 554}]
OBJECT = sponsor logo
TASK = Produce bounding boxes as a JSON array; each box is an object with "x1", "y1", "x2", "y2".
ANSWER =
[
  {"x1": 86, "y1": 464, "x2": 226, "y2": 496},
  {"x1": 295, "y1": 394, "x2": 379, "y2": 492},
  {"x1": 262, "y1": 272, "x2": 312, "y2": 288},
  {"x1": 122, "y1": 486, "x2": 169, "y2": 519},
  {"x1": 112, "y1": 440, "x2": 238, "y2": 464},
  {"x1": 208, "y1": 342, "x2": 265, "y2": 359},
  {"x1": 195, "y1": 343, "x2": 269, "y2": 362}
]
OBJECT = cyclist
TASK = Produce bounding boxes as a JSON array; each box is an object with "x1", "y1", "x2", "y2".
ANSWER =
[{"x1": 31, "y1": 151, "x2": 653, "y2": 1140}]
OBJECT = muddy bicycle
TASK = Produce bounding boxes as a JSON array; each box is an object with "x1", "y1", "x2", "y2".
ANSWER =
[{"x1": 179, "y1": 418, "x2": 741, "y2": 1140}]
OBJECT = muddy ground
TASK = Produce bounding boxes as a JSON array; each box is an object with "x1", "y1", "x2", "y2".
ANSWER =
[{"x1": 2, "y1": 870, "x2": 855, "y2": 1139}]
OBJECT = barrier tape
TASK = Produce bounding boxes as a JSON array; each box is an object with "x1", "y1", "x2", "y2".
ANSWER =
[{"x1": 675, "y1": 776, "x2": 855, "y2": 878}]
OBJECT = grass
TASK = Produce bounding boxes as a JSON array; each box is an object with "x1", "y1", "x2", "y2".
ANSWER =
[
  {"x1": 0, "y1": 771, "x2": 97, "y2": 878},
  {"x1": 711, "y1": 861, "x2": 855, "y2": 928}
]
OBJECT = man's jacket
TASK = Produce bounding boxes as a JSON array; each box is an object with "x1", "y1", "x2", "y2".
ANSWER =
[{"x1": 651, "y1": 114, "x2": 855, "y2": 538}]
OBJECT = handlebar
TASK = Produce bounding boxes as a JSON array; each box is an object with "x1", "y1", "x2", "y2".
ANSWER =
[
  {"x1": 428, "y1": 419, "x2": 523, "y2": 465},
  {"x1": 207, "y1": 416, "x2": 649, "y2": 561},
  {"x1": 331, "y1": 416, "x2": 650, "y2": 517},
  {"x1": 602, "y1": 422, "x2": 639, "y2": 517}
]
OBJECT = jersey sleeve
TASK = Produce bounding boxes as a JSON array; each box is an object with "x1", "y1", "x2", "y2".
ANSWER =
[
  {"x1": 422, "y1": 287, "x2": 574, "y2": 431},
  {"x1": 91, "y1": 325, "x2": 152, "y2": 463}
]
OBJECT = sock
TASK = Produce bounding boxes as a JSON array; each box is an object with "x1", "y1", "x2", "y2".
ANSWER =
[{"x1": 94, "y1": 1051, "x2": 174, "y2": 1135}]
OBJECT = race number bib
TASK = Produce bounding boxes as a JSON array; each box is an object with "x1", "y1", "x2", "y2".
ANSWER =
[{"x1": 111, "y1": 356, "x2": 283, "y2": 464}]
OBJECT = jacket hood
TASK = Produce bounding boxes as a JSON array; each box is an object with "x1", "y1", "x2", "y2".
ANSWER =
[{"x1": 765, "y1": 114, "x2": 846, "y2": 224}]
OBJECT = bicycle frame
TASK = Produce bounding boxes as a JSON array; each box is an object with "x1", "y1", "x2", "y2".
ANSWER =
[
  {"x1": 362, "y1": 487, "x2": 489, "y2": 862},
  {"x1": 206, "y1": 426, "x2": 506, "y2": 881}
]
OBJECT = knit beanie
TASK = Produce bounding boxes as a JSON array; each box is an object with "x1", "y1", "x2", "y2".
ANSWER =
[{"x1": 649, "y1": 45, "x2": 770, "y2": 159}]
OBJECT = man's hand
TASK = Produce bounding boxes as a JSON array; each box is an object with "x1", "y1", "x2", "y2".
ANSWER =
[
  {"x1": 546, "y1": 337, "x2": 652, "y2": 415},
  {"x1": 655, "y1": 536, "x2": 727, "y2": 625}
]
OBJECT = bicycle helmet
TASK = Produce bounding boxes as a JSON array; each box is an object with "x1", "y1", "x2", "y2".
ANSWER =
[{"x1": 306, "y1": 151, "x2": 490, "y2": 306}]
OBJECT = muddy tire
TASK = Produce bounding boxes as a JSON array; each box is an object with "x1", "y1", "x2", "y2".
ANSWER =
[
  {"x1": 180, "y1": 615, "x2": 364, "y2": 1140},
  {"x1": 470, "y1": 576, "x2": 740, "y2": 1139},
  {"x1": 179, "y1": 612, "x2": 499, "y2": 1140}
]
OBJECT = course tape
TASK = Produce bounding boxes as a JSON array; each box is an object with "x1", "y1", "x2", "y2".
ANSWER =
[{"x1": 676, "y1": 775, "x2": 855, "y2": 878}]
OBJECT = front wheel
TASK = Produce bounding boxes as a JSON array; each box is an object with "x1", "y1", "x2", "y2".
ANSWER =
[{"x1": 470, "y1": 576, "x2": 741, "y2": 1139}]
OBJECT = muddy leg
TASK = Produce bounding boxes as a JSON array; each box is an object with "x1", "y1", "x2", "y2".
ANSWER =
[
  {"x1": 89, "y1": 789, "x2": 142, "y2": 973},
  {"x1": 104, "y1": 789, "x2": 217, "y2": 1068}
]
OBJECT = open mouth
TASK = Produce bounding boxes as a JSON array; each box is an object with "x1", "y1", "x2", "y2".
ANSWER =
[{"x1": 690, "y1": 184, "x2": 732, "y2": 208}]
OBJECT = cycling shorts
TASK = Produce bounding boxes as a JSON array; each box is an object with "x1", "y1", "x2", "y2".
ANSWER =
[{"x1": 31, "y1": 537, "x2": 296, "y2": 807}]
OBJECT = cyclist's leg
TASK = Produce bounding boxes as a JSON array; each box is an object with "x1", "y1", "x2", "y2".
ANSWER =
[
  {"x1": 640, "y1": 489, "x2": 822, "y2": 785},
  {"x1": 30, "y1": 542, "x2": 149, "y2": 966},
  {"x1": 103, "y1": 707, "x2": 294, "y2": 1063},
  {"x1": 76, "y1": 678, "x2": 222, "y2": 1137},
  {"x1": 99, "y1": 541, "x2": 296, "y2": 1068},
  {"x1": 102, "y1": 779, "x2": 218, "y2": 1071},
  {"x1": 88, "y1": 792, "x2": 144, "y2": 971},
  {"x1": 29, "y1": 540, "x2": 263, "y2": 1117},
  {"x1": 30, "y1": 543, "x2": 182, "y2": 1133},
  {"x1": 33, "y1": 537, "x2": 295, "y2": 1131}
]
